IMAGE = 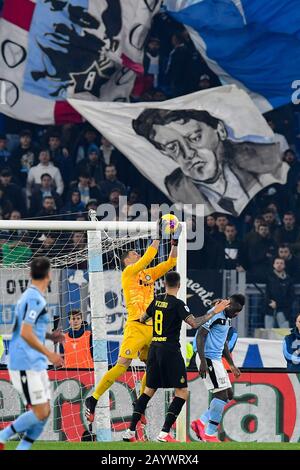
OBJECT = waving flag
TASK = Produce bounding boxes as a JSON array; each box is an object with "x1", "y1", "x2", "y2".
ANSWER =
[
  {"x1": 165, "y1": 0, "x2": 300, "y2": 112},
  {"x1": 0, "y1": 0, "x2": 161, "y2": 124},
  {"x1": 70, "y1": 85, "x2": 288, "y2": 216}
]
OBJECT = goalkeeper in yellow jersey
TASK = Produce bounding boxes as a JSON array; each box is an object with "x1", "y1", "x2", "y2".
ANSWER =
[{"x1": 85, "y1": 219, "x2": 181, "y2": 423}]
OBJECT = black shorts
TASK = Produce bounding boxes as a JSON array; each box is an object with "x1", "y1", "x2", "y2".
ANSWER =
[{"x1": 146, "y1": 343, "x2": 187, "y2": 389}]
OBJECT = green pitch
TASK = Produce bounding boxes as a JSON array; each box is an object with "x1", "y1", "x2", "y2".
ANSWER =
[{"x1": 4, "y1": 441, "x2": 300, "y2": 451}]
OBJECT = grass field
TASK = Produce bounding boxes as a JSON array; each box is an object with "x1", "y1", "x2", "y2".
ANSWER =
[{"x1": 4, "y1": 441, "x2": 300, "y2": 451}]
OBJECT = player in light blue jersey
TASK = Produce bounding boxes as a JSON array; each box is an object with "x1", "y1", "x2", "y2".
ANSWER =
[
  {"x1": 191, "y1": 294, "x2": 245, "y2": 443},
  {"x1": 0, "y1": 257, "x2": 64, "y2": 451}
]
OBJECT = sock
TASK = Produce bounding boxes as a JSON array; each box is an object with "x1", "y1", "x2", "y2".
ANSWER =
[
  {"x1": 206, "y1": 398, "x2": 226, "y2": 436},
  {"x1": 93, "y1": 364, "x2": 127, "y2": 401},
  {"x1": 162, "y1": 397, "x2": 186, "y2": 433},
  {"x1": 130, "y1": 393, "x2": 151, "y2": 432},
  {"x1": 16, "y1": 418, "x2": 47, "y2": 451},
  {"x1": 0, "y1": 410, "x2": 40, "y2": 443},
  {"x1": 139, "y1": 372, "x2": 147, "y2": 396},
  {"x1": 200, "y1": 408, "x2": 210, "y2": 425}
]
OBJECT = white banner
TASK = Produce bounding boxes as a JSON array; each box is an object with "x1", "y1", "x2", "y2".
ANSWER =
[
  {"x1": 70, "y1": 85, "x2": 288, "y2": 216},
  {"x1": 0, "y1": 268, "x2": 60, "y2": 335}
]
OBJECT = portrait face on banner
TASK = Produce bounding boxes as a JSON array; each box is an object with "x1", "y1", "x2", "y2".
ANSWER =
[{"x1": 132, "y1": 108, "x2": 286, "y2": 216}]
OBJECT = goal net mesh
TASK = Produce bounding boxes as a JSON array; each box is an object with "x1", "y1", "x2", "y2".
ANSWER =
[{"x1": 0, "y1": 227, "x2": 176, "y2": 442}]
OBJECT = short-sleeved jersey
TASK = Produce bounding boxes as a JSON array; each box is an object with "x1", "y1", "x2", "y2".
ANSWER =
[
  {"x1": 122, "y1": 246, "x2": 177, "y2": 322},
  {"x1": 146, "y1": 293, "x2": 190, "y2": 347},
  {"x1": 9, "y1": 285, "x2": 50, "y2": 371},
  {"x1": 201, "y1": 311, "x2": 232, "y2": 360}
]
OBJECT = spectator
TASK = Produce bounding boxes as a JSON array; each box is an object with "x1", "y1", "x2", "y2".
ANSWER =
[
  {"x1": 35, "y1": 232, "x2": 58, "y2": 257},
  {"x1": 62, "y1": 189, "x2": 86, "y2": 220},
  {"x1": 86, "y1": 199, "x2": 98, "y2": 214},
  {"x1": 244, "y1": 216, "x2": 264, "y2": 244},
  {"x1": 60, "y1": 310, "x2": 93, "y2": 369},
  {"x1": 48, "y1": 130, "x2": 74, "y2": 188},
  {"x1": 99, "y1": 136, "x2": 119, "y2": 167},
  {"x1": 222, "y1": 223, "x2": 244, "y2": 270},
  {"x1": 36, "y1": 196, "x2": 59, "y2": 219},
  {"x1": 261, "y1": 208, "x2": 279, "y2": 235},
  {"x1": 291, "y1": 177, "x2": 300, "y2": 224},
  {"x1": 283, "y1": 149, "x2": 300, "y2": 191},
  {"x1": 30, "y1": 173, "x2": 62, "y2": 216},
  {"x1": 10, "y1": 210, "x2": 21, "y2": 220},
  {"x1": 0, "y1": 183, "x2": 13, "y2": 219},
  {"x1": 274, "y1": 211, "x2": 299, "y2": 245},
  {"x1": 27, "y1": 149, "x2": 64, "y2": 196},
  {"x1": 99, "y1": 165, "x2": 126, "y2": 201},
  {"x1": 76, "y1": 126, "x2": 99, "y2": 164},
  {"x1": 77, "y1": 144, "x2": 104, "y2": 185},
  {"x1": 205, "y1": 214, "x2": 218, "y2": 237},
  {"x1": 212, "y1": 214, "x2": 228, "y2": 244},
  {"x1": 166, "y1": 32, "x2": 193, "y2": 97},
  {"x1": 267, "y1": 118, "x2": 289, "y2": 155},
  {"x1": 278, "y1": 243, "x2": 300, "y2": 280},
  {"x1": 0, "y1": 134, "x2": 11, "y2": 170},
  {"x1": 10, "y1": 129, "x2": 39, "y2": 187},
  {"x1": 265, "y1": 257, "x2": 294, "y2": 328},
  {"x1": 246, "y1": 222, "x2": 277, "y2": 282},
  {"x1": 108, "y1": 188, "x2": 122, "y2": 218},
  {"x1": 283, "y1": 314, "x2": 300, "y2": 371},
  {"x1": 70, "y1": 170, "x2": 102, "y2": 206},
  {"x1": 0, "y1": 168, "x2": 26, "y2": 216},
  {"x1": 67, "y1": 232, "x2": 87, "y2": 269}
]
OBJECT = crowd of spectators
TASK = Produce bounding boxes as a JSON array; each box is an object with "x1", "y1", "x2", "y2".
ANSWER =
[{"x1": 1, "y1": 9, "x2": 300, "y2": 330}]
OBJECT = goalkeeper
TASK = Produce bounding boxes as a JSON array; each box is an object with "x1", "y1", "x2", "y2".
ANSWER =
[{"x1": 85, "y1": 219, "x2": 181, "y2": 423}]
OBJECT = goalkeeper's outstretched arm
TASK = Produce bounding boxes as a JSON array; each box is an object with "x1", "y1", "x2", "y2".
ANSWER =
[{"x1": 151, "y1": 223, "x2": 182, "y2": 280}]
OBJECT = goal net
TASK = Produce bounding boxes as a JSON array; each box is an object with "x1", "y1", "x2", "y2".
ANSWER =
[{"x1": 0, "y1": 219, "x2": 187, "y2": 443}]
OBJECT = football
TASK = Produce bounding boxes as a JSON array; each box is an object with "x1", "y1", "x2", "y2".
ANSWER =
[{"x1": 161, "y1": 213, "x2": 179, "y2": 235}]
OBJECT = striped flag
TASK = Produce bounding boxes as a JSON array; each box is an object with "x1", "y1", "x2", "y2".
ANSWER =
[{"x1": 0, "y1": 0, "x2": 161, "y2": 124}]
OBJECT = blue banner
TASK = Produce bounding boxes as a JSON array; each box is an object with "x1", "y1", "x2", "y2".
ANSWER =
[{"x1": 165, "y1": 0, "x2": 300, "y2": 110}]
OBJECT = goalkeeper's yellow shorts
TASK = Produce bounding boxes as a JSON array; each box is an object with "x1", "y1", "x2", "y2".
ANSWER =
[{"x1": 119, "y1": 320, "x2": 153, "y2": 362}]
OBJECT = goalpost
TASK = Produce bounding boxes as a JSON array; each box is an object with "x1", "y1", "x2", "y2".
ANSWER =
[{"x1": 0, "y1": 219, "x2": 187, "y2": 442}]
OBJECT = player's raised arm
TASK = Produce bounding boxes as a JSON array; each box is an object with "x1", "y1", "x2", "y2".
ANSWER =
[
  {"x1": 122, "y1": 219, "x2": 166, "y2": 275},
  {"x1": 151, "y1": 223, "x2": 182, "y2": 280},
  {"x1": 185, "y1": 299, "x2": 231, "y2": 329}
]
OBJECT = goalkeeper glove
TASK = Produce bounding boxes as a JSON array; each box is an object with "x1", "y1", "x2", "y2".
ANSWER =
[
  {"x1": 154, "y1": 217, "x2": 169, "y2": 240},
  {"x1": 171, "y1": 222, "x2": 182, "y2": 246}
]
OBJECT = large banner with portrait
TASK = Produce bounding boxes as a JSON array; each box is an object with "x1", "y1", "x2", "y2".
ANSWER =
[
  {"x1": 0, "y1": 0, "x2": 160, "y2": 124},
  {"x1": 70, "y1": 85, "x2": 289, "y2": 216}
]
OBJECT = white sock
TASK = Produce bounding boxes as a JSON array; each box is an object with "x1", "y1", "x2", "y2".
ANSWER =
[{"x1": 158, "y1": 431, "x2": 168, "y2": 438}]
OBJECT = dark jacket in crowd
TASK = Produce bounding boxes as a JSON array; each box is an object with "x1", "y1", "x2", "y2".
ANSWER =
[
  {"x1": 98, "y1": 179, "x2": 127, "y2": 201},
  {"x1": 274, "y1": 226, "x2": 300, "y2": 245},
  {"x1": 246, "y1": 234, "x2": 277, "y2": 282},
  {"x1": 1, "y1": 182, "x2": 27, "y2": 216},
  {"x1": 10, "y1": 144, "x2": 39, "y2": 187},
  {"x1": 283, "y1": 327, "x2": 300, "y2": 371},
  {"x1": 222, "y1": 239, "x2": 244, "y2": 270},
  {"x1": 30, "y1": 188, "x2": 62, "y2": 217},
  {"x1": 265, "y1": 271, "x2": 295, "y2": 317},
  {"x1": 49, "y1": 148, "x2": 74, "y2": 188}
]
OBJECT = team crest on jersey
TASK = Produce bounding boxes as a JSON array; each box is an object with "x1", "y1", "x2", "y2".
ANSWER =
[
  {"x1": 125, "y1": 349, "x2": 131, "y2": 356},
  {"x1": 145, "y1": 275, "x2": 151, "y2": 281}
]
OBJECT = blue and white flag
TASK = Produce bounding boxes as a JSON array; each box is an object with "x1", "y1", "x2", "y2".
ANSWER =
[{"x1": 165, "y1": 0, "x2": 300, "y2": 112}]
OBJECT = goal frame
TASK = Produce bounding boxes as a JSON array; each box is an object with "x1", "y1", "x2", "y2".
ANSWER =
[{"x1": 0, "y1": 220, "x2": 187, "y2": 442}]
